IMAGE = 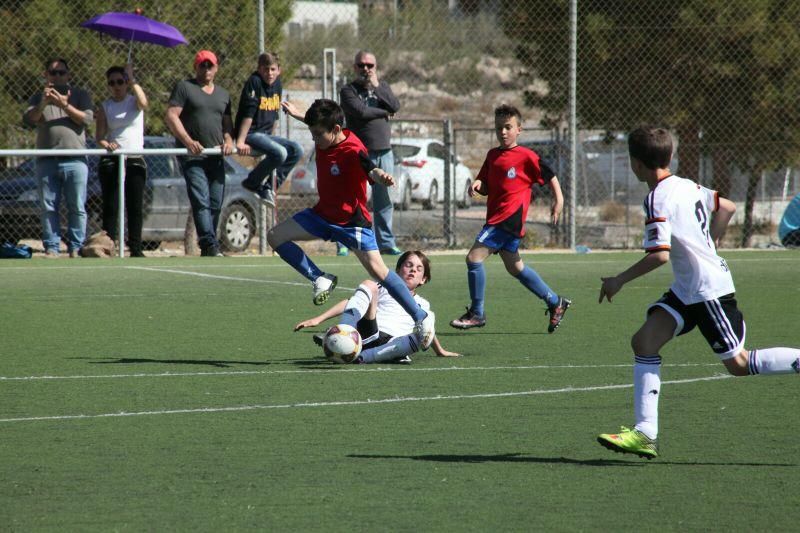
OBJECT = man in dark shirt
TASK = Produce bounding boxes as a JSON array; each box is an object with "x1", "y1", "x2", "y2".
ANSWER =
[
  {"x1": 340, "y1": 50, "x2": 402, "y2": 256},
  {"x1": 165, "y1": 50, "x2": 234, "y2": 257},
  {"x1": 235, "y1": 53, "x2": 303, "y2": 207},
  {"x1": 23, "y1": 58, "x2": 93, "y2": 258}
]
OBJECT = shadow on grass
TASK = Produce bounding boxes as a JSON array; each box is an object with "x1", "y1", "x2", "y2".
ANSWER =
[
  {"x1": 349, "y1": 453, "x2": 642, "y2": 466},
  {"x1": 348, "y1": 453, "x2": 798, "y2": 467},
  {"x1": 80, "y1": 357, "x2": 302, "y2": 368},
  {"x1": 435, "y1": 331, "x2": 547, "y2": 337}
]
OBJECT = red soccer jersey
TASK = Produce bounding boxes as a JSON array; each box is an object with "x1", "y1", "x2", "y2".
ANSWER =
[
  {"x1": 312, "y1": 129, "x2": 375, "y2": 227},
  {"x1": 476, "y1": 145, "x2": 552, "y2": 237}
]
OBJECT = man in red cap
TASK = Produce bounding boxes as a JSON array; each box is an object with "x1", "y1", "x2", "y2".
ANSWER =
[{"x1": 165, "y1": 50, "x2": 234, "y2": 257}]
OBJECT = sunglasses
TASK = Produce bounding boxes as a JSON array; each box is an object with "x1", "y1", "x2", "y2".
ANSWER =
[
  {"x1": 198, "y1": 61, "x2": 214, "y2": 69},
  {"x1": 48, "y1": 69, "x2": 68, "y2": 76},
  {"x1": 356, "y1": 62, "x2": 375, "y2": 69},
  {"x1": 107, "y1": 78, "x2": 126, "y2": 86}
]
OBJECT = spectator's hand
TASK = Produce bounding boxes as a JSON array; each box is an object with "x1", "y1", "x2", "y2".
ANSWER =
[
  {"x1": 599, "y1": 276, "x2": 623, "y2": 303},
  {"x1": 367, "y1": 70, "x2": 380, "y2": 89},
  {"x1": 370, "y1": 168, "x2": 394, "y2": 186},
  {"x1": 99, "y1": 140, "x2": 120, "y2": 152},
  {"x1": 294, "y1": 318, "x2": 321, "y2": 331},
  {"x1": 236, "y1": 141, "x2": 251, "y2": 156},
  {"x1": 44, "y1": 86, "x2": 69, "y2": 109},
  {"x1": 221, "y1": 139, "x2": 234, "y2": 156},
  {"x1": 469, "y1": 180, "x2": 486, "y2": 197},
  {"x1": 124, "y1": 63, "x2": 136, "y2": 83},
  {"x1": 186, "y1": 139, "x2": 204, "y2": 155}
]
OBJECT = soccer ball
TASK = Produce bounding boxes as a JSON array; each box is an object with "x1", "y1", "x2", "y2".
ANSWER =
[{"x1": 323, "y1": 324, "x2": 362, "y2": 364}]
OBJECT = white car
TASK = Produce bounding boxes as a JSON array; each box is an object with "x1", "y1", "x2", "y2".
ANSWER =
[
  {"x1": 289, "y1": 150, "x2": 414, "y2": 210},
  {"x1": 392, "y1": 138, "x2": 473, "y2": 209}
]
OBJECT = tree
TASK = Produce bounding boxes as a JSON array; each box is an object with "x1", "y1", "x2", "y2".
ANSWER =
[
  {"x1": 0, "y1": 0, "x2": 292, "y2": 148},
  {"x1": 499, "y1": 0, "x2": 800, "y2": 246}
]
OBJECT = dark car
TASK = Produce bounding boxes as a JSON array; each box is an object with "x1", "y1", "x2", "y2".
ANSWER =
[{"x1": 0, "y1": 136, "x2": 262, "y2": 252}]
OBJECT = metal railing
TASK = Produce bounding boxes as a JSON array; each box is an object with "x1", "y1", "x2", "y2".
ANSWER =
[{"x1": 0, "y1": 146, "x2": 234, "y2": 258}]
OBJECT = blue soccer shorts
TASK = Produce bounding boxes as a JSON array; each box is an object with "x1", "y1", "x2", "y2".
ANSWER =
[
  {"x1": 474, "y1": 224, "x2": 521, "y2": 253},
  {"x1": 648, "y1": 290, "x2": 746, "y2": 359},
  {"x1": 292, "y1": 208, "x2": 379, "y2": 252}
]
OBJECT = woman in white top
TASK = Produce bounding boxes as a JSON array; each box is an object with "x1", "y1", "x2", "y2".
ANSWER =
[{"x1": 96, "y1": 64, "x2": 148, "y2": 256}]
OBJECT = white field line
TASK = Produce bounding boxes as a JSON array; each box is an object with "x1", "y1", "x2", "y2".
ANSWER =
[
  {"x1": 0, "y1": 362, "x2": 719, "y2": 382},
  {"x1": 0, "y1": 374, "x2": 731, "y2": 423},
  {"x1": 125, "y1": 265, "x2": 316, "y2": 288},
  {"x1": 0, "y1": 254, "x2": 794, "y2": 273}
]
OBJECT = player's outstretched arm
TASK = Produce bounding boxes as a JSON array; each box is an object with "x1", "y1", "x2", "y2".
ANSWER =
[
  {"x1": 369, "y1": 168, "x2": 395, "y2": 186},
  {"x1": 599, "y1": 250, "x2": 669, "y2": 303},
  {"x1": 294, "y1": 299, "x2": 348, "y2": 331},
  {"x1": 281, "y1": 100, "x2": 305, "y2": 123},
  {"x1": 431, "y1": 336, "x2": 461, "y2": 357},
  {"x1": 710, "y1": 197, "x2": 736, "y2": 247},
  {"x1": 548, "y1": 176, "x2": 564, "y2": 225},
  {"x1": 469, "y1": 179, "x2": 486, "y2": 197}
]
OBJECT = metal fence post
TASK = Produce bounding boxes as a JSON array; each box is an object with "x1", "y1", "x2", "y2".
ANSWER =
[
  {"x1": 443, "y1": 118, "x2": 455, "y2": 247},
  {"x1": 568, "y1": 0, "x2": 578, "y2": 250},
  {"x1": 117, "y1": 153, "x2": 125, "y2": 258},
  {"x1": 322, "y1": 48, "x2": 337, "y2": 100}
]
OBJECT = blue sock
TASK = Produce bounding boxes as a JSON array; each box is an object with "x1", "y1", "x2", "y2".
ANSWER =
[
  {"x1": 515, "y1": 265, "x2": 558, "y2": 307},
  {"x1": 275, "y1": 242, "x2": 323, "y2": 282},
  {"x1": 381, "y1": 270, "x2": 426, "y2": 322},
  {"x1": 467, "y1": 262, "x2": 486, "y2": 316}
]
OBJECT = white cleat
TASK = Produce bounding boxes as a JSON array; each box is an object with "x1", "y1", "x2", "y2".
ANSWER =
[
  {"x1": 413, "y1": 310, "x2": 436, "y2": 351},
  {"x1": 312, "y1": 274, "x2": 338, "y2": 305}
]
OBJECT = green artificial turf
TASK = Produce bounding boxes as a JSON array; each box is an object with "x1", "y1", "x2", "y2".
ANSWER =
[{"x1": 1, "y1": 250, "x2": 798, "y2": 531}]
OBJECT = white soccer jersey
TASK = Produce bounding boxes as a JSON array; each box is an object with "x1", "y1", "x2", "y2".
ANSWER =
[
  {"x1": 642, "y1": 174, "x2": 735, "y2": 304},
  {"x1": 375, "y1": 286, "x2": 432, "y2": 338}
]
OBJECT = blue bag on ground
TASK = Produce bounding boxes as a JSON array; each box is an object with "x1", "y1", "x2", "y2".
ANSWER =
[{"x1": 0, "y1": 242, "x2": 33, "y2": 259}]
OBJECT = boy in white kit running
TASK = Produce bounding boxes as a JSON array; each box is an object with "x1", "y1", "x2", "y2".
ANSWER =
[{"x1": 597, "y1": 126, "x2": 799, "y2": 459}]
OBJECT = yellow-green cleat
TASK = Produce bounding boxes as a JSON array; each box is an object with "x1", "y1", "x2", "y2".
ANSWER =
[{"x1": 597, "y1": 426, "x2": 659, "y2": 459}]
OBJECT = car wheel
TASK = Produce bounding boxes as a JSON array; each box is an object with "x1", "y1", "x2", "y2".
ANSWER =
[
  {"x1": 397, "y1": 184, "x2": 412, "y2": 211},
  {"x1": 457, "y1": 181, "x2": 472, "y2": 209},
  {"x1": 219, "y1": 202, "x2": 255, "y2": 253},
  {"x1": 423, "y1": 181, "x2": 438, "y2": 210}
]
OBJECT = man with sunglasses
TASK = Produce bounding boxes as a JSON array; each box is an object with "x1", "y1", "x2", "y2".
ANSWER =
[
  {"x1": 23, "y1": 58, "x2": 93, "y2": 258},
  {"x1": 165, "y1": 50, "x2": 234, "y2": 257},
  {"x1": 340, "y1": 50, "x2": 402, "y2": 256}
]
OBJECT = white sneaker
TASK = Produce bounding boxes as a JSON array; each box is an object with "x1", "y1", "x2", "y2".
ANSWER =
[
  {"x1": 312, "y1": 274, "x2": 338, "y2": 305},
  {"x1": 413, "y1": 310, "x2": 435, "y2": 351}
]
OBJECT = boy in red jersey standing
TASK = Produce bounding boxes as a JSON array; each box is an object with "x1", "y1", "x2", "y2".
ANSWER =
[
  {"x1": 270, "y1": 99, "x2": 434, "y2": 349},
  {"x1": 450, "y1": 104, "x2": 571, "y2": 333}
]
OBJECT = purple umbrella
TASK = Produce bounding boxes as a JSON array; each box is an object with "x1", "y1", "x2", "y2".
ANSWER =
[{"x1": 81, "y1": 11, "x2": 188, "y2": 61}]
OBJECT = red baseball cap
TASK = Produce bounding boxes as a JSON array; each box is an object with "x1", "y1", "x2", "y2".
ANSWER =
[{"x1": 194, "y1": 50, "x2": 218, "y2": 68}]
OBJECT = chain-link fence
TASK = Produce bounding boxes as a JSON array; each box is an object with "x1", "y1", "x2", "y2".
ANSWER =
[{"x1": 2, "y1": 0, "x2": 798, "y2": 255}]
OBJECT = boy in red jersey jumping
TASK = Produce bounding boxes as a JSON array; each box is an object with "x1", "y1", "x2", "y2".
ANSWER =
[
  {"x1": 270, "y1": 99, "x2": 434, "y2": 348},
  {"x1": 450, "y1": 104, "x2": 571, "y2": 333}
]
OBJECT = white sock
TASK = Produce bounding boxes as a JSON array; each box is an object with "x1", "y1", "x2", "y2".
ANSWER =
[
  {"x1": 633, "y1": 355, "x2": 662, "y2": 440},
  {"x1": 341, "y1": 284, "x2": 373, "y2": 327},
  {"x1": 359, "y1": 335, "x2": 419, "y2": 363},
  {"x1": 748, "y1": 348, "x2": 800, "y2": 375}
]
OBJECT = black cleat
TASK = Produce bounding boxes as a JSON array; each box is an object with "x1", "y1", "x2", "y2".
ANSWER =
[
  {"x1": 449, "y1": 307, "x2": 486, "y2": 329},
  {"x1": 546, "y1": 297, "x2": 571, "y2": 333}
]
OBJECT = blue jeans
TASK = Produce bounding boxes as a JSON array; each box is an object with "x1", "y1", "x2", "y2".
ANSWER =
[
  {"x1": 369, "y1": 149, "x2": 397, "y2": 250},
  {"x1": 245, "y1": 132, "x2": 303, "y2": 190},
  {"x1": 180, "y1": 156, "x2": 226, "y2": 251},
  {"x1": 36, "y1": 156, "x2": 88, "y2": 253}
]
